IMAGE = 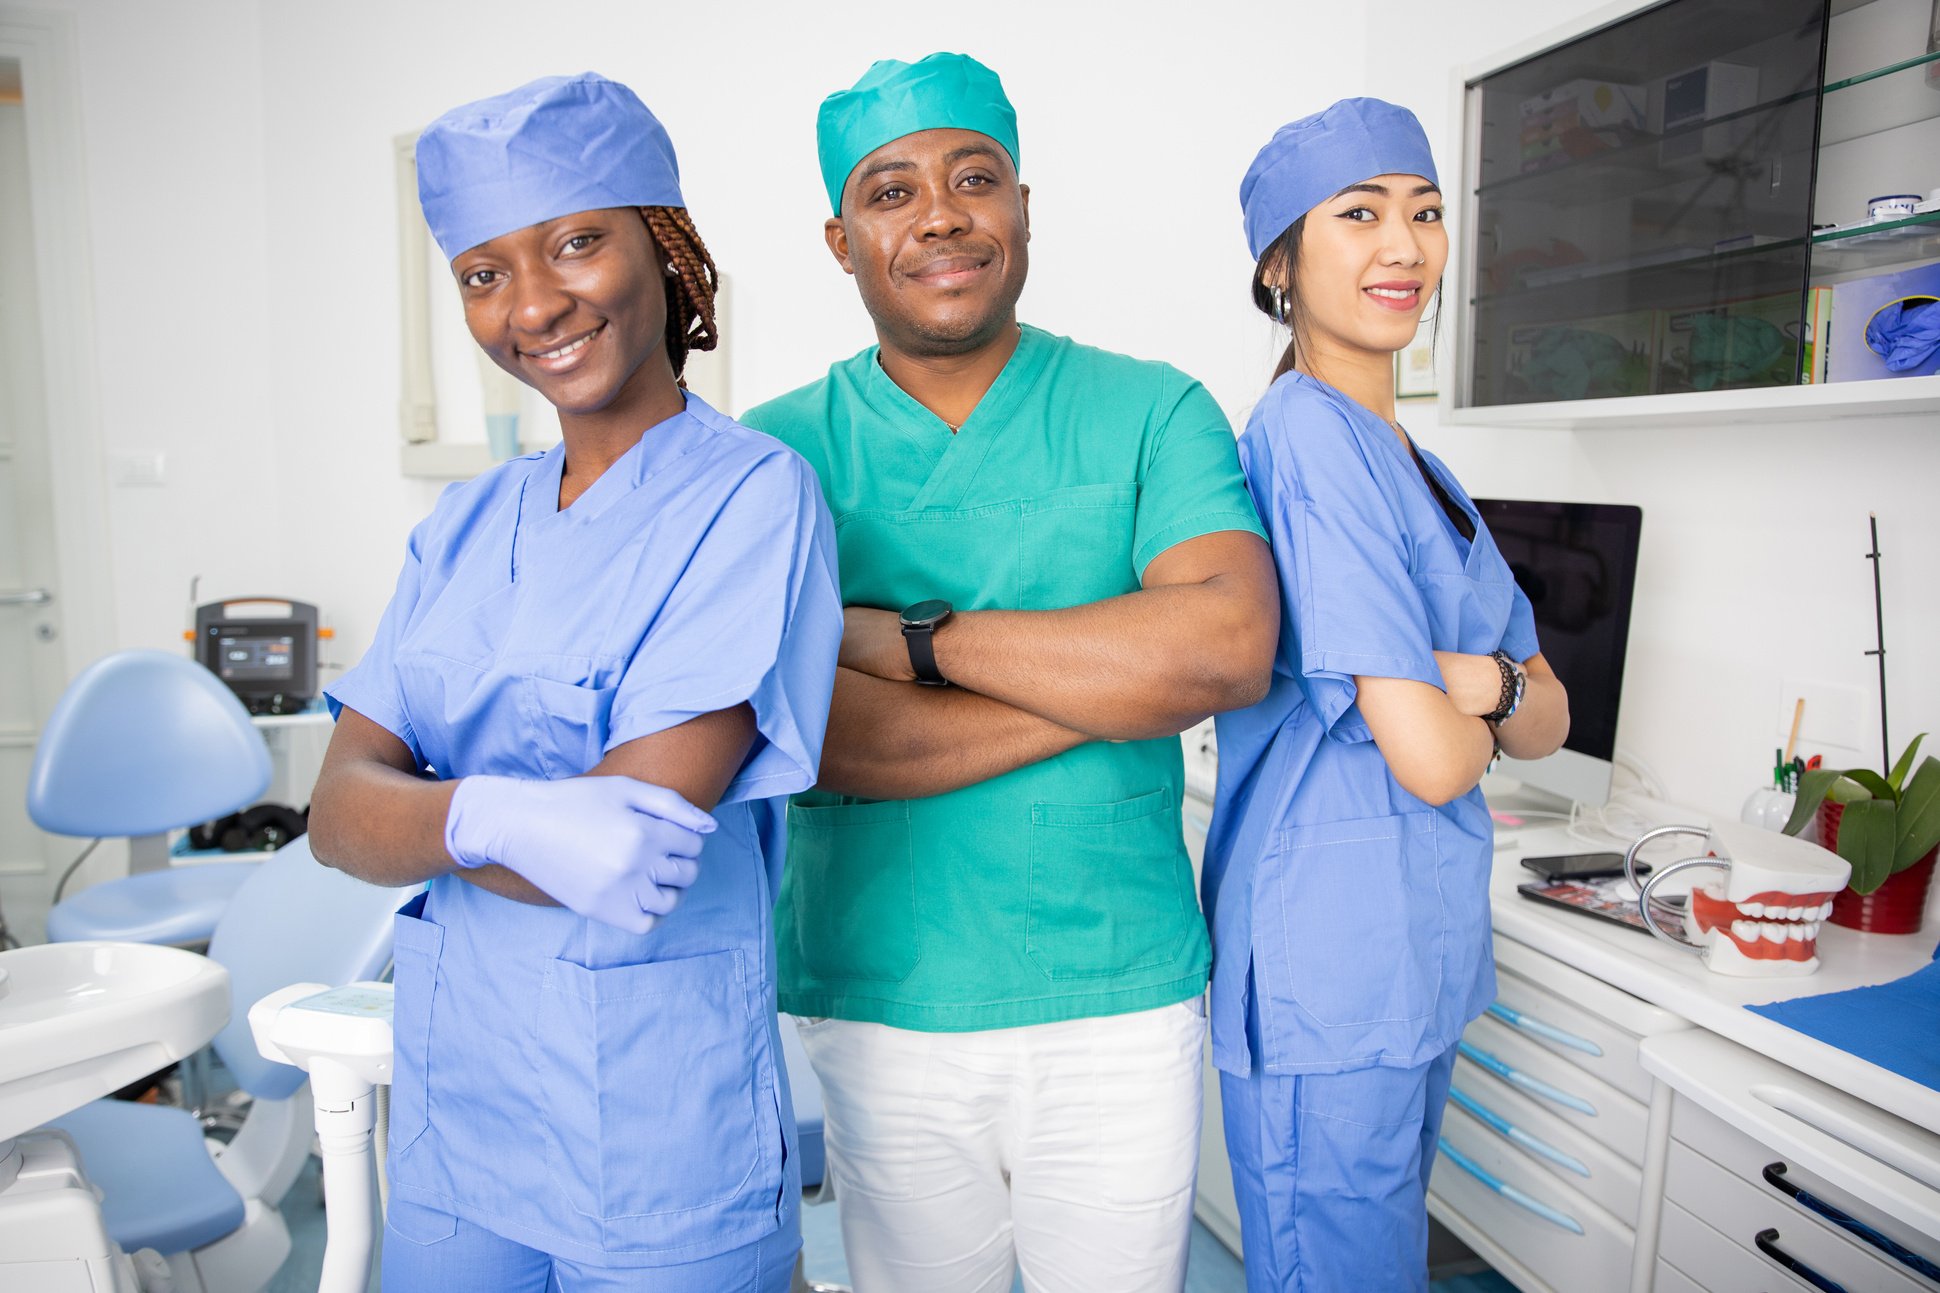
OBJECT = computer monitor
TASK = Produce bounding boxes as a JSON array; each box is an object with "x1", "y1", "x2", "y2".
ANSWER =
[{"x1": 1473, "y1": 499, "x2": 1644, "y2": 807}]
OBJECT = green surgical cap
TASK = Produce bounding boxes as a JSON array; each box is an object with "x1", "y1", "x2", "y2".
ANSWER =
[{"x1": 816, "y1": 52, "x2": 1019, "y2": 215}]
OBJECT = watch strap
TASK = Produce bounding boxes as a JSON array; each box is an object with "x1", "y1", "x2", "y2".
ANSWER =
[{"x1": 904, "y1": 622, "x2": 947, "y2": 686}]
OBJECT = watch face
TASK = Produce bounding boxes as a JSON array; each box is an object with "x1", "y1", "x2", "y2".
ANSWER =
[{"x1": 901, "y1": 598, "x2": 953, "y2": 627}]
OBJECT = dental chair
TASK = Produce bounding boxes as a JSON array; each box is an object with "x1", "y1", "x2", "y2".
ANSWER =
[
  {"x1": 31, "y1": 650, "x2": 274, "y2": 949},
  {"x1": 42, "y1": 836, "x2": 416, "y2": 1292}
]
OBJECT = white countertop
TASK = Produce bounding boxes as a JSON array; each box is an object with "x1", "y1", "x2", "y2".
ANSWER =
[{"x1": 1489, "y1": 812, "x2": 1940, "y2": 1135}]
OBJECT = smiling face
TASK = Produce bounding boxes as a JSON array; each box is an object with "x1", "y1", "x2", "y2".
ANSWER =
[
  {"x1": 825, "y1": 127, "x2": 1030, "y2": 358},
  {"x1": 1274, "y1": 174, "x2": 1446, "y2": 369},
  {"x1": 450, "y1": 207, "x2": 674, "y2": 426}
]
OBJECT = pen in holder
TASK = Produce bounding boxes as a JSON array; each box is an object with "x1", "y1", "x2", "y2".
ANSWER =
[{"x1": 1626, "y1": 820, "x2": 1849, "y2": 978}]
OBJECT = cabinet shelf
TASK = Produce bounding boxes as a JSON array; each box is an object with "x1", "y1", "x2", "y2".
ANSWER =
[
  {"x1": 1811, "y1": 209, "x2": 1940, "y2": 276},
  {"x1": 1454, "y1": 0, "x2": 1940, "y2": 416}
]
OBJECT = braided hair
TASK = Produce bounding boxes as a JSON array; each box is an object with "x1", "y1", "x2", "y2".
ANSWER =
[{"x1": 642, "y1": 206, "x2": 720, "y2": 384}]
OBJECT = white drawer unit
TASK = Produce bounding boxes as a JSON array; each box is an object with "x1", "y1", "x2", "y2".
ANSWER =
[
  {"x1": 1432, "y1": 1102, "x2": 1634, "y2": 1293},
  {"x1": 1650, "y1": 1256, "x2": 1706, "y2": 1293},
  {"x1": 1672, "y1": 1093, "x2": 1940, "y2": 1286},
  {"x1": 1666, "y1": 1139, "x2": 1936, "y2": 1292},
  {"x1": 1643, "y1": 1029, "x2": 1940, "y2": 1293},
  {"x1": 1659, "y1": 1199, "x2": 1823, "y2": 1292},
  {"x1": 1493, "y1": 936, "x2": 1688, "y2": 1108},
  {"x1": 1450, "y1": 1054, "x2": 1643, "y2": 1226},
  {"x1": 1460, "y1": 1012, "x2": 1649, "y2": 1164}
]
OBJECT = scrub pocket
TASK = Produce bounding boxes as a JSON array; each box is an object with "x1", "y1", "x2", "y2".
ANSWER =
[
  {"x1": 1414, "y1": 569, "x2": 1515, "y2": 654},
  {"x1": 535, "y1": 948, "x2": 779, "y2": 1243},
  {"x1": 1021, "y1": 482, "x2": 1139, "y2": 608},
  {"x1": 1026, "y1": 787, "x2": 1191, "y2": 980},
  {"x1": 518, "y1": 673, "x2": 618, "y2": 778},
  {"x1": 1257, "y1": 812, "x2": 1444, "y2": 1031},
  {"x1": 387, "y1": 897, "x2": 443, "y2": 1163},
  {"x1": 786, "y1": 800, "x2": 920, "y2": 983}
]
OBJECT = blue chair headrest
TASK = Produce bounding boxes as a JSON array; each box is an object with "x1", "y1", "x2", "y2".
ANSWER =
[{"x1": 28, "y1": 650, "x2": 271, "y2": 837}]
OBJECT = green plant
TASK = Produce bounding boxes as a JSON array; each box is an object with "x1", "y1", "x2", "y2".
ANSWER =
[{"x1": 1783, "y1": 734, "x2": 1940, "y2": 894}]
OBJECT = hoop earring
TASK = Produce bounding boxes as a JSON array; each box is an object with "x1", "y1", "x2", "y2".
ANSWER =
[{"x1": 1267, "y1": 285, "x2": 1288, "y2": 324}]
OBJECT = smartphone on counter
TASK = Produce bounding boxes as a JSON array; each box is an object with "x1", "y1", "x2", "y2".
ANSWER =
[{"x1": 1520, "y1": 851, "x2": 1646, "y2": 881}]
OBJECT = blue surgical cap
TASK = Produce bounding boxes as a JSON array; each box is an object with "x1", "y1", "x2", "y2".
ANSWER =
[
  {"x1": 1865, "y1": 296, "x2": 1940, "y2": 372},
  {"x1": 1239, "y1": 97, "x2": 1439, "y2": 263},
  {"x1": 817, "y1": 53, "x2": 1019, "y2": 215},
  {"x1": 416, "y1": 73, "x2": 684, "y2": 261}
]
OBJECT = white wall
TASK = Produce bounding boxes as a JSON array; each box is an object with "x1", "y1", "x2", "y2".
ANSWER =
[
  {"x1": 247, "y1": 0, "x2": 1364, "y2": 675},
  {"x1": 27, "y1": 0, "x2": 286, "y2": 648},
  {"x1": 1368, "y1": 0, "x2": 1940, "y2": 816},
  {"x1": 29, "y1": 0, "x2": 1939, "y2": 825}
]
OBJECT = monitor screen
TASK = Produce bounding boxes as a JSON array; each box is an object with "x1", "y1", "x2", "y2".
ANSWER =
[
  {"x1": 1474, "y1": 499, "x2": 1643, "y2": 800},
  {"x1": 217, "y1": 632, "x2": 296, "y2": 683}
]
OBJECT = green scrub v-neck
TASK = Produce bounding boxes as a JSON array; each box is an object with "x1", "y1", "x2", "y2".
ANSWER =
[{"x1": 744, "y1": 326, "x2": 1265, "y2": 1030}]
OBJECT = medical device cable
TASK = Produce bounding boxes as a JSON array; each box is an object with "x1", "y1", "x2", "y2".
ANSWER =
[{"x1": 51, "y1": 837, "x2": 102, "y2": 904}]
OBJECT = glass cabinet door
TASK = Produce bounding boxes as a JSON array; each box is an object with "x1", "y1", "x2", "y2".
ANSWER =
[{"x1": 1461, "y1": 0, "x2": 1828, "y2": 406}]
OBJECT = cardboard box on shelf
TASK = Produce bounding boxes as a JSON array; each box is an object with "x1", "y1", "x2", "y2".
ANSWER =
[
  {"x1": 1501, "y1": 310, "x2": 1657, "y2": 402},
  {"x1": 1656, "y1": 292, "x2": 1811, "y2": 393},
  {"x1": 1826, "y1": 262, "x2": 1940, "y2": 383}
]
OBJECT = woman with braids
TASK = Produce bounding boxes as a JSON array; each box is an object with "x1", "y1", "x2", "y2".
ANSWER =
[
  {"x1": 307, "y1": 73, "x2": 841, "y2": 1291},
  {"x1": 1201, "y1": 100, "x2": 1569, "y2": 1292}
]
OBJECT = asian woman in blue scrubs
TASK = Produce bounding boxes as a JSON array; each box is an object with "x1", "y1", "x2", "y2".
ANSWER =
[
  {"x1": 306, "y1": 74, "x2": 842, "y2": 1292},
  {"x1": 1203, "y1": 99, "x2": 1572, "y2": 1292}
]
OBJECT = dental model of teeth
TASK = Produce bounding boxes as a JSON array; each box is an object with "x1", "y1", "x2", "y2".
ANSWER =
[{"x1": 1675, "y1": 822, "x2": 1852, "y2": 978}]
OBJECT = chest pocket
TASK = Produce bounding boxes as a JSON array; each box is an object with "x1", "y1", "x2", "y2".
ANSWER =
[
  {"x1": 836, "y1": 506, "x2": 1024, "y2": 611},
  {"x1": 1021, "y1": 483, "x2": 1139, "y2": 608},
  {"x1": 1413, "y1": 571, "x2": 1514, "y2": 654},
  {"x1": 519, "y1": 671, "x2": 619, "y2": 778}
]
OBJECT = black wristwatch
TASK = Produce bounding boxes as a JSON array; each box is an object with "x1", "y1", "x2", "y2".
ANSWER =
[{"x1": 900, "y1": 599, "x2": 953, "y2": 686}]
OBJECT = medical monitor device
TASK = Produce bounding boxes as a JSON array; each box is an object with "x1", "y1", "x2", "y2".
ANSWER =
[
  {"x1": 193, "y1": 597, "x2": 321, "y2": 716},
  {"x1": 1473, "y1": 500, "x2": 1643, "y2": 808}
]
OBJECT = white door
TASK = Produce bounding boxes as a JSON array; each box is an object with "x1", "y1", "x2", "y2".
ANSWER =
[{"x1": 0, "y1": 62, "x2": 75, "y2": 946}]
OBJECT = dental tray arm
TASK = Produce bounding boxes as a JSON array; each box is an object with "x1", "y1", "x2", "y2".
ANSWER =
[{"x1": 250, "y1": 981, "x2": 394, "y2": 1293}]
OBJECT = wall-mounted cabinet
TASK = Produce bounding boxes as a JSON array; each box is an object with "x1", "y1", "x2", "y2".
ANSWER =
[{"x1": 1449, "y1": 0, "x2": 1940, "y2": 426}]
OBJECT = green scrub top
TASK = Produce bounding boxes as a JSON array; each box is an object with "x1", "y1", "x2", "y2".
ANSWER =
[{"x1": 742, "y1": 325, "x2": 1266, "y2": 1031}]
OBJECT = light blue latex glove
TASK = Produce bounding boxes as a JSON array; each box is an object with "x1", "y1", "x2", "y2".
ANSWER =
[{"x1": 444, "y1": 775, "x2": 716, "y2": 934}]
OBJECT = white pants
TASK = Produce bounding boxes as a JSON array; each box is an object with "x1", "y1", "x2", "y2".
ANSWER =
[{"x1": 795, "y1": 1002, "x2": 1206, "y2": 1293}]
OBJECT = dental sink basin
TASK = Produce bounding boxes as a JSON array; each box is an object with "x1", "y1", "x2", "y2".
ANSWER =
[{"x1": 0, "y1": 940, "x2": 229, "y2": 1141}]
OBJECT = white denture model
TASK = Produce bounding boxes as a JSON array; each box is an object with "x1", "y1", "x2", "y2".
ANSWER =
[{"x1": 1624, "y1": 819, "x2": 1852, "y2": 977}]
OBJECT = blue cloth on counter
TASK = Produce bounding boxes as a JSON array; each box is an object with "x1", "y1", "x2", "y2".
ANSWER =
[{"x1": 1749, "y1": 955, "x2": 1940, "y2": 1093}]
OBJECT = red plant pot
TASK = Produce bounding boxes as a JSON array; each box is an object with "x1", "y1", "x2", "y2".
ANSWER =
[{"x1": 1818, "y1": 801, "x2": 1938, "y2": 935}]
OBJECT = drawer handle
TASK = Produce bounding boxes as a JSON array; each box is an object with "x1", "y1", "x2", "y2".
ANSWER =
[
  {"x1": 1458, "y1": 1040, "x2": 1597, "y2": 1116},
  {"x1": 1754, "y1": 1228, "x2": 1849, "y2": 1293},
  {"x1": 1763, "y1": 1162, "x2": 1940, "y2": 1282},
  {"x1": 1448, "y1": 1087, "x2": 1589, "y2": 1177},
  {"x1": 1437, "y1": 1137, "x2": 1585, "y2": 1235},
  {"x1": 1486, "y1": 1003, "x2": 1602, "y2": 1056}
]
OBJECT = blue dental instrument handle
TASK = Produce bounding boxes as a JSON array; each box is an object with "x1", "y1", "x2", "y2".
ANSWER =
[
  {"x1": 1437, "y1": 1138, "x2": 1585, "y2": 1235},
  {"x1": 1448, "y1": 1087, "x2": 1590, "y2": 1177},
  {"x1": 1487, "y1": 1003, "x2": 1603, "y2": 1056},
  {"x1": 1458, "y1": 1040, "x2": 1597, "y2": 1116}
]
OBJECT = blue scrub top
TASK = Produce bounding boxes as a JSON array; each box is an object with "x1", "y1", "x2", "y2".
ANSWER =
[
  {"x1": 1204, "y1": 373, "x2": 1539, "y2": 1080},
  {"x1": 327, "y1": 393, "x2": 842, "y2": 1266}
]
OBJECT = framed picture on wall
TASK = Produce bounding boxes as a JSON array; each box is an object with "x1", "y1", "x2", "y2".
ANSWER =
[{"x1": 1396, "y1": 321, "x2": 1437, "y2": 401}]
